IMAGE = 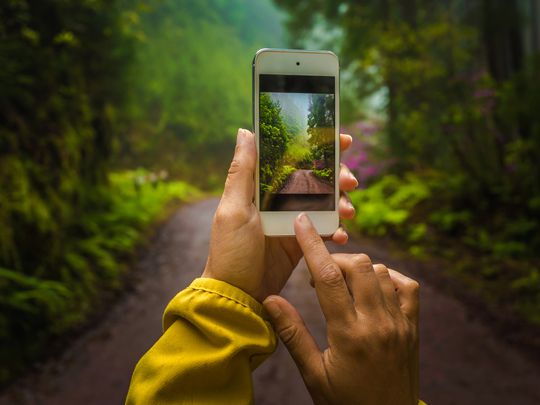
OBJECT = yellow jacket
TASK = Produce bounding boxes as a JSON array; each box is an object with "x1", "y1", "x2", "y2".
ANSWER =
[{"x1": 126, "y1": 278, "x2": 426, "y2": 405}]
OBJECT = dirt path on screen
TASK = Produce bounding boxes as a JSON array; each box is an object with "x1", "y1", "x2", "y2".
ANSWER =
[{"x1": 279, "y1": 169, "x2": 333, "y2": 194}]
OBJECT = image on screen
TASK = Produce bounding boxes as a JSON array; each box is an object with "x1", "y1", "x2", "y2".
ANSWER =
[{"x1": 259, "y1": 74, "x2": 335, "y2": 211}]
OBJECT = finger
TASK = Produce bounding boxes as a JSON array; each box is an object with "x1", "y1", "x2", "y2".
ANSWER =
[
  {"x1": 222, "y1": 128, "x2": 256, "y2": 207},
  {"x1": 330, "y1": 226, "x2": 348, "y2": 245},
  {"x1": 331, "y1": 253, "x2": 385, "y2": 313},
  {"x1": 263, "y1": 296, "x2": 323, "y2": 381},
  {"x1": 340, "y1": 133, "x2": 353, "y2": 152},
  {"x1": 388, "y1": 269, "x2": 420, "y2": 324},
  {"x1": 338, "y1": 194, "x2": 355, "y2": 220},
  {"x1": 373, "y1": 264, "x2": 401, "y2": 314},
  {"x1": 339, "y1": 163, "x2": 358, "y2": 191},
  {"x1": 294, "y1": 213, "x2": 355, "y2": 323}
]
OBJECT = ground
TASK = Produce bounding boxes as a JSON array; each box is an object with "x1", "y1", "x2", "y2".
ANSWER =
[
  {"x1": 279, "y1": 169, "x2": 333, "y2": 194},
  {"x1": 1, "y1": 198, "x2": 539, "y2": 404}
]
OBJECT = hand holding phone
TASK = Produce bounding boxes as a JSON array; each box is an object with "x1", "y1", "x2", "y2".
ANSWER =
[
  {"x1": 202, "y1": 127, "x2": 357, "y2": 301},
  {"x1": 253, "y1": 49, "x2": 340, "y2": 236}
]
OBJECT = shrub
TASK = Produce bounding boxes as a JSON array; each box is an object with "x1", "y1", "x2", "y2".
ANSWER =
[
  {"x1": 349, "y1": 174, "x2": 430, "y2": 237},
  {"x1": 312, "y1": 168, "x2": 333, "y2": 182},
  {"x1": 0, "y1": 170, "x2": 199, "y2": 385}
]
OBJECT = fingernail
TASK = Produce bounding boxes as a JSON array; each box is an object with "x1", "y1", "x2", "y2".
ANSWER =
[
  {"x1": 347, "y1": 201, "x2": 355, "y2": 211},
  {"x1": 349, "y1": 172, "x2": 359, "y2": 185},
  {"x1": 297, "y1": 212, "x2": 311, "y2": 226},
  {"x1": 237, "y1": 128, "x2": 247, "y2": 145},
  {"x1": 346, "y1": 134, "x2": 353, "y2": 144},
  {"x1": 264, "y1": 299, "x2": 281, "y2": 319}
]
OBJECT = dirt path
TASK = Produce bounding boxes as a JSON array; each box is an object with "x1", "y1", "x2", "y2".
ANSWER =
[
  {"x1": 279, "y1": 169, "x2": 333, "y2": 194},
  {"x1": 1, "y1": 198, "x2": 540, "y2": 405}
]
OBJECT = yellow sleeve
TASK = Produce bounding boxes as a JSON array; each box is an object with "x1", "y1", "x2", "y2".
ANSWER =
[{"x1": 125, "y1": 278, "x2": 277, "y2": 405}]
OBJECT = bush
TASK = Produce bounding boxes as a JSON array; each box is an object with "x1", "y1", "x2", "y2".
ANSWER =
[
  {"x1": 312, "y1": 168, "x2": 333, "y2": 182},
  {"x1": 349, "y1": 174, "x2": 430, "y2": 237},
  {"x1": 0, "y1": 170, "x2": 199, "y2": 385},
  {"x1": 267, "y1": 165, "x2": 296, "y2": 193}
]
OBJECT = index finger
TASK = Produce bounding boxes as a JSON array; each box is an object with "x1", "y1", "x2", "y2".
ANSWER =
[{"x1": 294, "y1": 213, "x2": 355, "y2": 324}]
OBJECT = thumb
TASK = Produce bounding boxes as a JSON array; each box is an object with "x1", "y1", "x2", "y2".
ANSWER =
[
  {"x1": 263, "y1": 295, "x2": 322, "y2": 380},
  {"x1": 222, "y1": 128, "x2": 256, "y2": 207}
]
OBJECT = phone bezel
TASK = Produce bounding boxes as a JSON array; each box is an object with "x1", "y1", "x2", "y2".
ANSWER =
[{"x1": 253, "y1": 48, "x2": 340, "y2": 236}]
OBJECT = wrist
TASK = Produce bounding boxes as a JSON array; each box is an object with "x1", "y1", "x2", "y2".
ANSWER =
[{"x1": 201, "y1": 268, "x2": 262, "y2": 302}]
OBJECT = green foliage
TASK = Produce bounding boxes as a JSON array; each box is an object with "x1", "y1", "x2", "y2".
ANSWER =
[
  {"x1": 278, "y1": 0, "x2": 540, "y2": 325},
  {"x1": 283, "y1": 142, "x2": 312, "y2": 168},
  {"x1": 264, "y1": 165, "x2": 296, "y2": 193},
  {"x1": 118, "y1": 0, "x2": 286, "y2": 188},
  {"x1": 349, "y1": 174, "x2": 430, "y2": 237},
  {"x1": 307, "y1": 94, "x2": 335, "y2": 165},
  {"x1": 312, "y1": 168, "x2": 333, "y2": 182},
  {"x1": 0, "y1": 0, "x2": 135, "y2": 274},
  {"x1": 0, "y1": 0, "x2": 284, "y2": 383},
  {"x1": 0, "y1": 170, "x2": 199, "y2": 384},
  {"x1": 259, "y1": 93, "x2": 292, "y2": 190}
]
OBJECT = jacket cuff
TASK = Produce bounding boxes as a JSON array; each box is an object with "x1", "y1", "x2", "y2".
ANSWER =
[{"x1": 189, "y1": 277, "x2": 265, "y2": 319}]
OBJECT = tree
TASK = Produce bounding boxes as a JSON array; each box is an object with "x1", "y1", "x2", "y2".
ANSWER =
[
  {"x1": 0, "y1": 0, "x2": 134, "y2": 382},
  {"x1": 275, "y1": 0, "x2": 540, "y2": 244},
  {"x1": 259, "y1": 93, "x2": 291, "y2": 189},
  {"x1": 307, "y1": 94, "x2": 335, "y2": 166}
]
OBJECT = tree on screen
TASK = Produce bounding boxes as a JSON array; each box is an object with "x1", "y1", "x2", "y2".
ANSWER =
[
  {"x1": 259, "y1": 93, "x2": 291, "y2": 189},
  {"x1": 307, "y1": 94, "x2": 335, "y2": 167}
]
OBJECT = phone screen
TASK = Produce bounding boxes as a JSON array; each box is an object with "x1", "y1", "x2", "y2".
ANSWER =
[{"x1": 259, "y1": 74, "x2": 336, "y2": 211}]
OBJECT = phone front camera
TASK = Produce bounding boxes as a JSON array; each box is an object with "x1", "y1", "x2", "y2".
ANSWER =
[{"x1": 296, "y1": 62, "x2": 300, "y2": 66}]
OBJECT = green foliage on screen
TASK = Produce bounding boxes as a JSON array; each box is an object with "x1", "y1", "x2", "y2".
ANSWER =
[
  {"x1": 259, "y1": 93, "x2": 292, "y2": 190},
  {"x1": 307, "y1": 94, "x2": 335, "y2": 170}
]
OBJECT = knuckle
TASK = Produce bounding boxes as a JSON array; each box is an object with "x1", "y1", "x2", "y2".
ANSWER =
[
  {"x1": 318, "y1": 262, "x2": 343, "y2": 287},
  {"x1": 278, "y1": 323, "x2": 300, "y2": 346},
  {"x1": 227, "y1": 157, "x2": 242, "y2": 176},
  {"x1": 305, "y1": 235, "x2": 322, "y2": 252},
  {"x1": 406, "y1": 279, "x2": 420, "y2": 294},
  {"x1": 214, "y1": 205, "x2": 248, "y2": 226},
  {"x1": 377, "y1": 319, "x2": 399, "y2": 346},
  {"x1": 341, "y1": 327, "x2": 365, "y2": 346},
  {"x1": 351, "y1": 253, "x2": 372, "y2": 270},
  {"x1": 373, "y1": 263, "x2": 389, "y2": 275}
]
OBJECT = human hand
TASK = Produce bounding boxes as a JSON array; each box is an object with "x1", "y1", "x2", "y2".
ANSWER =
[
  {"x1": 263, "y1": 214, "x2": 420, "y2": 405},
  {"x1": 202, "y1": 128, "x2": 357, "y2": 301}
]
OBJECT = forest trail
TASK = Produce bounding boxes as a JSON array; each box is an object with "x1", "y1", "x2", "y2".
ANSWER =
[
  {"x1": 1, "y1": 198, "x2": 540, "y2": 405},
  {"x1": 279, "y1": 169, "x2": 333, "y2": 194}
]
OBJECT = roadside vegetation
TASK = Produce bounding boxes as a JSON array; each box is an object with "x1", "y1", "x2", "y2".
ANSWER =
[
  {"x1": 277, "y1": 1, "x2": 540, "y2": 325},
  {"x1": 0, "y1": 0, "x2": 283, "y2": 385}
]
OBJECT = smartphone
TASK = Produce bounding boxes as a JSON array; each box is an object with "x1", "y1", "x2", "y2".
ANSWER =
[{"x1": 253, "y1": 48, "x2": 340, "y2": 236}]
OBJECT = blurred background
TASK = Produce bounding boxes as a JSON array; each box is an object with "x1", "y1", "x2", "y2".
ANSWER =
[{"x1": 1, "y1": 0, "x2": 540, "y2": 404}]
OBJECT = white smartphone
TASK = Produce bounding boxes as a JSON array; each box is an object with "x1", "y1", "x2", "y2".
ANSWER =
[{"x1": 253, "y1": 48, "x2": 340, "y2": 236}]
